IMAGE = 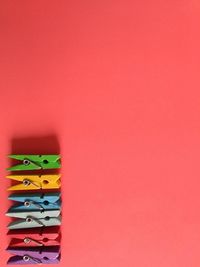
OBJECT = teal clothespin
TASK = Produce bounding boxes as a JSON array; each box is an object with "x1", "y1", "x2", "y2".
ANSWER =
[{"x1": 7, "y1": 155, "x2": 61, "y2": 171}]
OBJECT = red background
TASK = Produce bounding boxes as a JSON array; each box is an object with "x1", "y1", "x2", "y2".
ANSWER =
[{"x1": 0, "y1": 1, "x2": 200, "y2": 266}]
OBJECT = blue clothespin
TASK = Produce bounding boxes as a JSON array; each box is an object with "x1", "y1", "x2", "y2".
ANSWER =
[{"x1": 7, "y1": 192, "x2": 61, "y2": 212}]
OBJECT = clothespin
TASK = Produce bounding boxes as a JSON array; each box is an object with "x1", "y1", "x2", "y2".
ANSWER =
[
  {"x1": 7, "y1": 174, "x2": 61, "y2": 190},
  {"x1": 7, "y1": 246, "x2": 60, "y2": 264},
  {"x1": 7, "y1": 226, "x2": 60, "y2": 247},
  {"x1": 7, "y1": 155, "x2": 61, "y2": 171},
  {"x1": 7, "y1": 215, "x2": 61, "y2": 229},
  {"x1": 6, "y1": 208, "x2": 60, "y2": 219},
  {"x1": 8, "y1": 192, "x2": 61, "y2": 211}
]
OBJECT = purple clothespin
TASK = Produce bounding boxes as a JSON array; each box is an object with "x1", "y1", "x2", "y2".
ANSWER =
[{"x1": 7, "y1": 246, "x2": 60, "y2": 265}]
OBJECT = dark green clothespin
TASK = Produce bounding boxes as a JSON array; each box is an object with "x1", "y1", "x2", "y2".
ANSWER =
[{"x1": 7, "y1": 155, "x2": 61, "y2": 171}]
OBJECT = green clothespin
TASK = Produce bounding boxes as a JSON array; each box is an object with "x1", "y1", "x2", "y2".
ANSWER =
[{"x1": 7, "y1": 155, "x2": 61, "y2": 171}]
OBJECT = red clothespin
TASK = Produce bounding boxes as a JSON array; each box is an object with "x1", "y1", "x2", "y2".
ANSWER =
[{"x1": 7, "y1": 226, "x2": 60, "y2": 247}]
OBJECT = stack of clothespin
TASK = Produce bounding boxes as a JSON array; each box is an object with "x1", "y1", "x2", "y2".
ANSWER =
[{"x1": 6, "y1": 155, "x2": 61, "y2": 264}]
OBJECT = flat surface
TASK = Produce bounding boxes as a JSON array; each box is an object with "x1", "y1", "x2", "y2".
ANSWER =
[{"x1": 0, "y1": 0, "x2": 200, "y2": 266}]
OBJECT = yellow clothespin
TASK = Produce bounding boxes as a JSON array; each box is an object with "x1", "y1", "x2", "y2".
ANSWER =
[{"x1": 6, "y1": 175, "x2": 61, "y2": 191}]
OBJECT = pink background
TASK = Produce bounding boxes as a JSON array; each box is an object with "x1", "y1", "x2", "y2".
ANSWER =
[{"x1": 0, "y1": 0, "x2": 200, "y2": 266}]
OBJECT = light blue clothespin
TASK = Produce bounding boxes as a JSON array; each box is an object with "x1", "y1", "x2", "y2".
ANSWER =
[
  {"x1": 7, "y1": 216, "x2": 61, "y2": 229},
  {"x1": 6, "y1": 209, "x2": 60, "y2": 219}
]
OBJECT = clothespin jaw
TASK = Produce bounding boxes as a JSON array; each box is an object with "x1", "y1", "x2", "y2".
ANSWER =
[
  {"x1": 7, "y1": 155, "x2": 61, "y2": 171},
  {"x1": 7, "y1": 174, "x2": 61, "y2": 190}
]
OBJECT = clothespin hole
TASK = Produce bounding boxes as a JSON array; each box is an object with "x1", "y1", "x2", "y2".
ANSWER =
[
  {"x1": 23, "y1": 159, "x2": 30, "y2": 165},
  {"x1": 43, "y1": 160, "x2": 49, "y2": 164},
  {"x1": 43, "y1": 180, "x2": 49, "y2": 185},
  {"x1": 43, "y1": 238, "x2": 48, "y2": 242},
  {"x1": 43, "y1": 257, "x2": 49, "y2": 260},
  {"x1": 45, "y1": 216, "x2": 50, "y2": 221},
  {"x1": 43, "y1": 200, "x2": 49, "y2": 206}
]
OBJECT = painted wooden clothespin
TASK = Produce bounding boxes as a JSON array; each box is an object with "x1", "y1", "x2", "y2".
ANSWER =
[
  {"x1": 7, "y1": 155, "x2": 61, "y2": 171},
  {"x1": 8, "y1": 192, "x2": 61, "y2": 211},
  {"x1": 7, "y1": 226, "x2": 60, "y2": 247},
  {"x1": 6, "y1": 209, "x2": 60, "y2": 219},
  {"x1": 7, "y1": 174, "x2": 61, "y2": 190},
  {"x1": 7, "y1": 215, "x2": 61, "y2": 229},
  {"x1": 7, "y1": 246, "x2": 60, "y2": 264}
]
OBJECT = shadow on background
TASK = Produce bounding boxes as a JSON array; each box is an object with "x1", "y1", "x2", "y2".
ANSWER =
[
  {"x1": 10, "y1": 135, "x2": 60, "y2": 154},
  {"x1": 8, "y1": 135, "x2": 61, "y2": 175}
]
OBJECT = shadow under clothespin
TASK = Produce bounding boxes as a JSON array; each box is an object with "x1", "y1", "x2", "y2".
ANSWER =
[{"x1": 8, "y1": 135, "x2": 61, "y2": 176}]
